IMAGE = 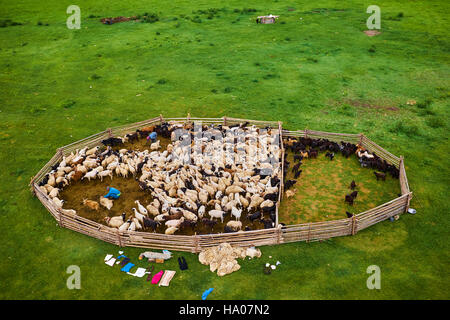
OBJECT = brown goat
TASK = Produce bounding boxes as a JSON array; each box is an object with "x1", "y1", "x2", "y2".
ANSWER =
[
  {"x1": 71, "y1": 170, "x2": 84, "y2": 182},
  {"x1": 83, "y1": 199, "x2": 100, "y2": 210}
]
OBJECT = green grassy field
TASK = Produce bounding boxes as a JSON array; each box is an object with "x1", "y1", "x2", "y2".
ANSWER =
[{"x1": 0, "y1": 0, "x2": 448, "y2": 299}]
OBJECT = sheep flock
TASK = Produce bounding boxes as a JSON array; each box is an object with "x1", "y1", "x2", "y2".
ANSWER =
[{"x1": 37, "y1": 121, "x2": 283, "y2": 235}]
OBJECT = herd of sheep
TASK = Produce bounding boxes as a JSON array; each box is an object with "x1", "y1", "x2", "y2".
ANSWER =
[{"x1": 38, "y1": 121, "x2": 283, "y2": 235}]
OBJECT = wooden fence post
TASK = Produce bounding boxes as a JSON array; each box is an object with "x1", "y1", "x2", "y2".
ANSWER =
[
  {"x1": 107, "y1": 128, "x2": 112, "y2": 138},
  {"x1": 193, "y1": 235, "x2": 199, "y2": 253},
  {"x1": 305, "y1": 129, "x2": 309, "y2": 138},
  {"x1": 159, "y1": 114, "x2": 164, "y2": 123},
  {"x1": 223, "y1": 116, "x2": 227, "y2": 126},
  {"x1": 276, "y1": 225, "x2": 282, "y2": 244},
  {"x1": 359, "y1": 133, "x2": 364, "y2": 145},
  {"x1": 117, "y1": 230, "x2": 123, "y2": 247},
  {"x1": 307, "y1": 223, "x2": 312, "y2": 242},
  {"x1": 30, "y1": 177, "x2": 36, "y2": 196},
  {"x1": 351, "y1": 215, "x2": 357, "y2": 235},
  {"x1": 406, "y1": 192, "x2": 412, "y2": 212},
  {"x1": 58, "y1": 209, "x2": 64, "y2": 228}
]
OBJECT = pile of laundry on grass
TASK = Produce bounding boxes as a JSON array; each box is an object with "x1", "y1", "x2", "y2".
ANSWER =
[{"x1": 103, "y1": 249, "x2": 186, "y2": 286}]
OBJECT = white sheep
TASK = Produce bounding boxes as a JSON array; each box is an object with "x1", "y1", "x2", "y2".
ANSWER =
[
  {"x1": 208, "y1": 210, "x2": 225, "y2": 223},
  {"x1": 182, "y1": 209, "x2": 198, "y2": 222},
  {"x1": 155, "y1": 213, "x2": 169, "y2": 222},
  {"x1": 231, "y1": 206, "x2": 242, "y2": 221},
  {"x1": 226, "y1": 220, "x2": 242, "y2": 231},
  {"x1": 105, "y1": 213, "x2": 126, "y2": 228},
  {"x1": 165, "y1": 217, "x2": 185, "y2": 228},
  {"x1": 98, "y1": 169, "x2": 113, "y2": 181},
  {"x1": 165, "y1": 226, "x2": 178, "y2": 235},
  {"x1": 135, "y1": 200, "x2": 148, "y2": 215},
  {"x1": 61, "y1": 208, "x2": 77, "y2": 216},
  {"x1": 150, "y1": 140, "x2": 160, "y2": 151},
  {"x1": 118, "y1": 219, "x2": 131, "y2": 231},
  {"x1": 132, "y1": 217, "x2": 143, "y2": 230},
  {"x1": 85, "y1": 146, "x2": 99, "y2": 156},
  {"x1": 52, "y1": 197, "x2": 64, "y2": 208},
  {"x1": 82, "y1": 169, "x2": 98, "y2": 181},
  {"x1": 48, "y1": 187, "x2": 60, "y2": 198},
  {"x1": 99, "y1": 197, "x2": 114, "y2": 210},
  {"x1": 198, "y1": 205, "x2": 206, "y2": 219},
  {"x1": 132, "y1": 208, "x2": 146, "y2": 224},
  {"x1": 146, "y1": 204, "x2": 160, "y2": 216},
  {"x1": 127, "y1": 220, "x2": 136, "y2": 231}
]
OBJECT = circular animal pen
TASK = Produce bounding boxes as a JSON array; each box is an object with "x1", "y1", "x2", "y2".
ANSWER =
[{"x1": 30, "y1": 114, "x2": 412, "y2": 252}]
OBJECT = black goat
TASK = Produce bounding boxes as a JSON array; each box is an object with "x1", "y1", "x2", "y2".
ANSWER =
[
  {"x1": 143, "y1": 217, "x2": 160, "y2": 232},
  {"x1": 264, "y1": 193, "x2": 278, "y2": 201},
  {"x1": 292, "y1": 162, "x2": 301, "y2": 174},
  {"x1": 325, "y1": 152, "x2": 335, "y2": 160},
  {"x1": 284, "y1": 179, "x2": 297, "y2": 190},
  {"x1": 180, "y1": 220, "x2": 197, "y2": 231},
  {"x1": 261, "y1": 219, "x2": 274, "y2": 229},
  {"x1": 309, "y1": 150, "x2": 318, "y2": 158},
  {"x1": 345, "y1": 194, "x2": 355, "y2": 206},
  {"x1": 202, "y1": 218, "x2": 217, "y2": 230},
  {"x1": 247, "y1": 211, "x2": 262, "y2": 222},
  {"x1": 102, "y1": 137, "x2": 124, "y2": 147},
  {"x1": 374, "y1": 171, "x2": 386, "y2": 181},
  {"x1": 294, "y1": 169, "x2": 302, "y2": 179},
  {"x1": 125, "y1": 132, "x2": 139, "y2": 143},
  {"x1": 224, "y1": 225, "x2": 234, "y2": 233}
]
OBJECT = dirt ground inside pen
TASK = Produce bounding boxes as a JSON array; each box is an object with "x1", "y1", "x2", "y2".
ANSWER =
[{"x1": 278, "y1": 150, "x2": 401, "y2": 224}]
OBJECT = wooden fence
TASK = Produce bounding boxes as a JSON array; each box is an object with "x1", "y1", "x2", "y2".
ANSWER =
[{"x1": 30, "y1": 115, "x2": 412, "y2": 252}]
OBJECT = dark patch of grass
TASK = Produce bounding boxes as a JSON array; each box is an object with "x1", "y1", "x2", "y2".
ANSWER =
[
  {"x1": 302, "y1": 8, "x2": 348, "y2": 14},
  {"x1": 368, "y1": 45, "x2": 376, "y2": 53},
  {"x1": 389, "y1": 120, "x2": 420, "y2": 137},
  {"x1": 141, "y1": 13, "x2": 159, "y2": 23},
  {"x1": 307, "y1": 57, "x2": 319, "y2": 63},
  {"x1": 157, "y1": 78, "x2": 167, "y2": 85},
  {"x1": 426, "y1": 117, "x2": 445, "y2": 128},
  {"x1": 89, "y1": 74, "x2": 101, "y2": 80},
  {"x1": 224, "y1": 87, "x2": 232, "y2": 93},
  {"x1": 263, "y1": 73, "x2": 277, "y2": 79},
  {"x1": 416, "y1": 99, "x2": 432, "y2": 109},
  {"x1": 61, "y1": 100, "x2": 76, "y2": 109},
  {"x1": 0, "y1": 19, "x2": 23, "y2": 27},
  {"x1": 30, "y1": 105, "x2": 47, "y2": 113},
  {"x1": 337, "y1": 104, "x2": 356, "y2": 117}
]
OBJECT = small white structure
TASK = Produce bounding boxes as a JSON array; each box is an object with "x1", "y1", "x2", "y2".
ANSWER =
[{"x1": 257, "y1": 14, "x2": 279, "y2": 24}]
